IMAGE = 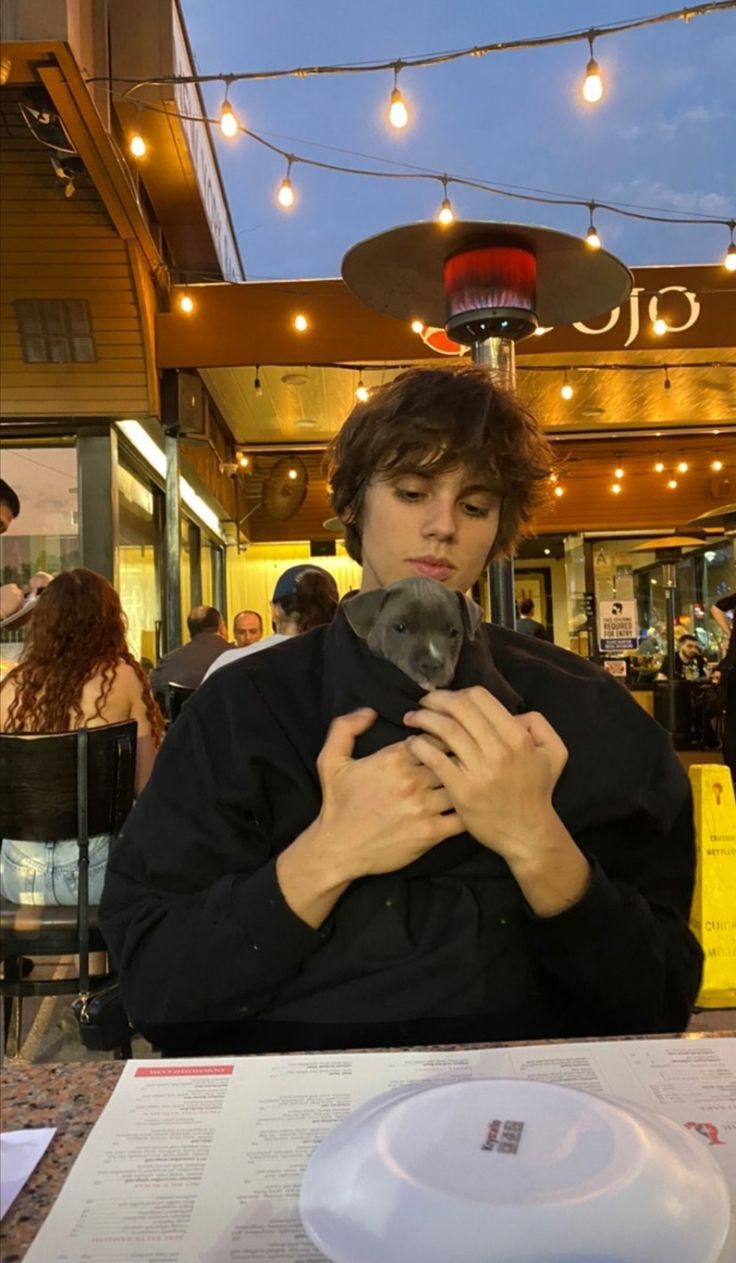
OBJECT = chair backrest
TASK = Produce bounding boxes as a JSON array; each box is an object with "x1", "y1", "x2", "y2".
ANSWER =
[
  {"x1": 0, "y1": 721, "x2": 137, "y2": 842},
  {"x1": 155, "y1": 682, "x2": 194, "y2": 725}
]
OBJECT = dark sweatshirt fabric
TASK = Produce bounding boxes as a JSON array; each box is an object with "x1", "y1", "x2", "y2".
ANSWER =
[{"x1": 99, "y1": 608, "x2": 702, "y2": 1056}]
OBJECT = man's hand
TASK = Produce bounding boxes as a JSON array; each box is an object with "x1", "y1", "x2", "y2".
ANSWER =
[
  {"x1": 276, "y1": 708, "x2": 461, "y2": 928},
  {"x1": 403, "y1": 688, "x2": 591, "y2": 917}
]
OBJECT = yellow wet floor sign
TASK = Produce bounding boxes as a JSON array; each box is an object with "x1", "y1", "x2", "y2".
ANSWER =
[{"x1": 688, "y1": 765, "x2": 736, "y2": 1008}]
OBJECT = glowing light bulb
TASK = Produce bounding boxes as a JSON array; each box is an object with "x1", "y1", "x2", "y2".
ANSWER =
[
  {"x1": 586, "y1": 225, "x2": 601, "y2": 249},
  {"x1": 220, "y1": 99, "x2": 238, "y2": 138},
  {"x1": 356, "y1": 379, "x2": 369, "y2": 403},
  {"x1": 711, "y1": 457, "x2": 723, "y2": 472},
  {"x1": 411, "y1": 319, "x2": 424, "y2": 334},
  {"x1": 554, "y1": 484, "x2": 565, "y2": 498},
  {"x1": 549, "y1": 473, "x2": 559, "y2": 483},
  {"x1": 614, "y1": 465, "x2": 624, "y2": 480},
  {"x1": 582, "y1": 56, "x2": 603, "y2": 103},
  {"x1": 179, "y1": 294, "x2": 194, "y2": 314},
  {"x1": 561, "y1": 382, "x2": 574, "y2": 401},
  {"x1": 654, "y1": 459, "x2": 665, "y2": 473},
  {"x1": 667, "y1": 478, "x2": 678, "y2": 489},
  {"x1": 129, "y1": 134, "x2": 146, "y2": 158},
  {"x1": 611, "y1": 482, "x2": 622, "y2": 495},
  {"x1": 253, "y1": 374, "x2": 263, "y2": 398},
  {"x1": 724, "y1": 242, "x2": 736, "y2": 273},
  {"x1": 652, "y1": 318, "x2": 668, "y2": 336},
  {"x1": 287, "y1": 468, "x2": 298, "y2": 481},
  {"x1": 294, "y1": 314, "x2": 309, "y2": 332},
  {"x1": 277, "y1": 177, "x2": 295, "y2": 209},
  {"x1": 437, "y1": 196, "x2": 455, "y2": 226},
  {"x1": 237, "y1": 454, "x2": 250, "y2": 469},
  {"x1": 676, "y1": 457, "x2": 689, "y2": 474},
  {"x1": 388, "y1": 87, "x2": 409, "y2": 129}
]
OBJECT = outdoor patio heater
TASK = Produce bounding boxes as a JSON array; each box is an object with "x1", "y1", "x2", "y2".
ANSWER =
[{"x1": 342, "y1": 221, "x2": 632, "y2": 626}]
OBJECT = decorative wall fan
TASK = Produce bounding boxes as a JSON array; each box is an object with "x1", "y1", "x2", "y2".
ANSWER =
[{"x1": 260, "y1": 456, "x2": 308, "y2": 520}]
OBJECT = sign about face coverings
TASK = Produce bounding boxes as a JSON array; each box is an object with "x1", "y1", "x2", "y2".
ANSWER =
[{"x1": 598, "y1": 599, "x2": 638, "y2": 652}]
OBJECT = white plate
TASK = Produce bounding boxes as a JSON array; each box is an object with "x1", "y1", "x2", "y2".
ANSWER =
[{"x1": 300, "y1": 1077, "x2": 731, "y2": 1263}]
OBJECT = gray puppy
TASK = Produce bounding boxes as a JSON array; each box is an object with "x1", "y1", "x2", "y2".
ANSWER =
[{"x1": 343, "y1": 577, "x2": 483, "y2": 689}]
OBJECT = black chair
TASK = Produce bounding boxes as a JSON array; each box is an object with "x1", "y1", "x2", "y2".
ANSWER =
[
  {"x1": 154, "y1": 682, "x2": 195, "y2": 726},
  {"x1": 0, "y1": 721, "x2": 136, "y2": 1055}
]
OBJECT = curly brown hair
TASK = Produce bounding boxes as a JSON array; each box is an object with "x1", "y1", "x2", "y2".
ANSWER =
[
  {"x1": 274, "y1": 568, "x2": 339, "y2": 632},
  {"x1": 3, "y1": 569, "x2": 163, "y2": 746},
  {"x1": 327, "y1": 365, "x2": 555, "y2": 564}
]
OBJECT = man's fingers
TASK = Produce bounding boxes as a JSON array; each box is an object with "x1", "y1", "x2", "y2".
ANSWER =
[
  {"x1": 317, "y1": 708, "x2": 377, "y2": 776},
  {"x1": 516, "y1": 711, "x2": 569, "y2": 771}
]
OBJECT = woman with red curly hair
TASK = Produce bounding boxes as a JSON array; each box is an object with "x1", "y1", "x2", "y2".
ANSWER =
[{"x1": 0, "y1": 568, "x2": 163, "y2": 905}]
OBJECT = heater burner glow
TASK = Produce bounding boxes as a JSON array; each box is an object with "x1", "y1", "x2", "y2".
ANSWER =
[{"x1": 443, "y1": 245, "x2": 538, "y2": 342}]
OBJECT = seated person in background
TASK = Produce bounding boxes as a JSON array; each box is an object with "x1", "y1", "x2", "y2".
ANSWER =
[
  {"x1": 515, "y1": 596, "x2": 551, "y2": 642},
  {"x1": 205, "y1": 565, "x2": 339, "y2": 681},
  {"x1": 100, "y1": 366, "x2": 702, "y2": 1057},
  {"x1": 660, "y1": 633, "x2": 709, "y2": 682},
  {"x1": 0, "y1": 479, "x2": 54, "y2": 621},
  {"x1": 0, "y1": 569, "x2": 163, "y2": 905},
  {"x1": 150, "y1": 605, "x2": 229, "y2": 693},
  {"x1": 233, "y1": 609, "x2": 263, "y2": 647}
]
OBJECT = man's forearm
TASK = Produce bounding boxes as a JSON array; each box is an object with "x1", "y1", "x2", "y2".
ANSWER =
[
  {"x1": 505, "y1": 810, "x2": 592, "y2": 918},
  {"x1": 275, "y1": 817, "x2": 352, "y2": 928}
]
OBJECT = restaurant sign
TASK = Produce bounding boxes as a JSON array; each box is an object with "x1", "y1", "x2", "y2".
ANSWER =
[{"x1": 598, "y1": 599, "x2": 638, "y2": 652}]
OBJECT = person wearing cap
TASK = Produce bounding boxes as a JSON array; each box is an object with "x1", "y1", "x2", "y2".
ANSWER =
[
  {"x1": 203, "y1": 565, "x2": 338, "y2": 682},
  {"x1": 101, "y1": 366, "x2": 701, "y2": 1057}
]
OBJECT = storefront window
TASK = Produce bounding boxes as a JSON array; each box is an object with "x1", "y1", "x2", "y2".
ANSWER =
[
  {"x1": 0, "y1": 445, "x2": 79, "y2": 676},
  {"x1": 201, "y1": 536, "x2": 214, "y2": 609},
  {"x1": 118, "y1": 466, "x2": 161, "y2": 666}
]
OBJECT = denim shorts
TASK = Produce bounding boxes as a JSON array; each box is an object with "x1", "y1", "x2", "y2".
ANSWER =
[{"x1": 0, "y1": 836, "x2": 110, "y2": 906}]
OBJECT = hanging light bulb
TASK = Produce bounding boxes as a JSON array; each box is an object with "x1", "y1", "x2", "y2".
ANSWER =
[
  {"x1": 237, "y1": 453, "x2": 251, "y2": 469},
  {"x1": 294, "y1": 313, "x2": 309, "y2": 332},
  {"x1": 611, "y1": 482, "x2": 622, "y2": 495},
  {"x1": 287, "y1": 467, "x2": 299, "y2": 481},
  {"x1": 663, "y1": 368, "x2": 672, "y2": 391},
  {"x1": 219, "y1": 84, "x2": 239, "y2": 138},
  {"x1": 277, "y1": 158, "x2": 296, "y2": 209},
  {"x1": 411, "y1": 319, "x2": 424, "y2": 334},
  {"x1": 724, "y1": 224, "x2": 736, "y2": 272},
  {"x1": 667, "y1": 478, "x2": 678, "y2": 490},
  {"x1": 582, "y1": 34, "x2": 603, "y2": 103},
  {"x1": 652, "y1": 317, "x2": 668, "y2": 336},
  {"x1": 554, "y1": 484, "x2": 565, "y2": 498},
  {"x1": 178, "y1": 292, "x2": 194, "y2": 315},
  {"x1": 388, "y1": 64, "x2": 409, "y2": 129},
  {"x1": 437, "y1": 178, "x2": 455, "y2": 226},
  {"x1": 129, "y1": 133, "x2": 147, "y2": 159},
  {"x1": 654, "y1": 455, "x2": 665, "y2": 473},
  {"x1": 355, "y1": 376, "x2": 369, "y2": 403},
  {"x1": 711, "y1": 455, "x2": 724, "y2": 472},
  {"x1": 676, "y1": 454, "x2": 689, "y2": 474},
  {"x1": 585, "y1": 202, "x2": 601, "y2": 249},
  {"x1": 561, "y1": 372, "x2": 574, "y2": 401},
  {"x1": 253, "y1": 367, "x2": 263, "y2": 398},
  {"x1": 614, "y1": 456, "x2": 625, "y2": 480}
]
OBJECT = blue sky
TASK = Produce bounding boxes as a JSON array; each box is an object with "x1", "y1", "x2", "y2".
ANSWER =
[{"x1": 180, "y1": 1, "x2": 736, "y2": 280}]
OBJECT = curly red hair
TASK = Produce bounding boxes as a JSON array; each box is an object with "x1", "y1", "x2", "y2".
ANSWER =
[{"x1": 3, "y1": 569, "x2": 163, "y2": 746}]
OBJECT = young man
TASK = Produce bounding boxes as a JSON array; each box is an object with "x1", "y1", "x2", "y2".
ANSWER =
[{"x1": 100, "y1": 367, "x2": 702, "y2": 1055}]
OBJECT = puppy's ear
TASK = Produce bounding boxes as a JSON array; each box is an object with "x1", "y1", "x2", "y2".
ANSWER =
[
  {"x1": 457, "y1": 592, "x2": 483, "y2": 640},
  {"x1": 342, "y1": 589, "x2": 389, "y2": 639}
]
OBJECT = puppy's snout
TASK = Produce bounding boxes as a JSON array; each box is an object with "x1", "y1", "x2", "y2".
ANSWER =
[{"x1": 414, "y1": 654, "x2": 455, "y2": 689}]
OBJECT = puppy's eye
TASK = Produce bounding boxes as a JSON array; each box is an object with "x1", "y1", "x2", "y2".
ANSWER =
[
  {"x1": 448, "y1": 627, "x2": 460, "y2": 639},
  {"x1": 393, "y1": 622, "x2": 407, "y2": 634}
]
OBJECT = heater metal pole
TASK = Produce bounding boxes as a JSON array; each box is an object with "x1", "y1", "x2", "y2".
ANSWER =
[{"x1": 472, "y1": 337, "x2": 516, "y2": 629}]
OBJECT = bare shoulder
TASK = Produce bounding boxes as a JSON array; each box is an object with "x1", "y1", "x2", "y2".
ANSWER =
[{"x1": 0, "y1": 673, "x2": 18, "y2": 727}]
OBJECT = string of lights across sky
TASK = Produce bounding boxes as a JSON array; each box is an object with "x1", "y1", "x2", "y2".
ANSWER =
[{"x1": 101, "y1": 1, "x2": 736, "y2": 269}]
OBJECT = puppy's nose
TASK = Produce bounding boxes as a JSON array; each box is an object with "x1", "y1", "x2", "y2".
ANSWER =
[{"x1": 415, "y1": 657, "x2": 453, "y2": 686}]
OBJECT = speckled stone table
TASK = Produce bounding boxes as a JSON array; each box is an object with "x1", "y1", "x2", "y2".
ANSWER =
[{"x1": 0, "y1": 1061, "x2": 123, "y2": 1262}]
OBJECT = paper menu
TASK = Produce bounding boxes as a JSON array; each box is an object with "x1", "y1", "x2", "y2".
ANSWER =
[{"x1": 22, "y1": 1037, "x2": 736, "y2": 1263}]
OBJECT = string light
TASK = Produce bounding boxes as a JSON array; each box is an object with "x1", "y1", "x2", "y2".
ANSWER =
[
  {"x1": 724, "y1": 223, "x2": 736, "y2": 272},
  {"x1": 652, "y1": 317, "x2": 668, "y2": 336},
  {"x1": 437, "y1": 178, "x2": 455, "y2": 226},
  {"x1": 277, "y1": 157, "x2": 296, "y2": 209},
  {"x1": 667, "y1": 478, "x2": 678, "y2": 489},
  {"x1": 237, "y1": 453, "x2": 251, "y2": 469},
  {"x1": 219, "y1": 84, "x2": 239, "y2": 138},
  {"x1": 178, "y1": 292, "x2": 194, "y2": 314},
  {"x1": 554, "y1": 484, "x2": 565, "y2": 498},
  {"x1": 663, "y1": 367, "x2": 672, "y2": 390},
  {"x1": 129, "y1": 133, "x2": 147, "y2": 158},
  {"x1": 355, "y1": 372, "x2": 369, "y2": 402},
  {"x1": 585, "y1": 202, "x2": 601, "y2": 249},
  {"x1": 654, "y1": 455, "x2": 665, "y2": 473},
  {"x1": 561, "y1": 371, "x2": 574, "y2": 401},
  {"x1": 388, "y1": 64, "x2": 409, "y2": 129},
  {"x1": 253, "y1": 367, "x2": 263, "y2": 397},
  {"x1": 710, "y1": 455, "x2": 724, "y2": 471},
  {"x1": 411, "y1": 319, "x2": 424, "y2": 333},
  {"x1": 582, "y1": 33, "x2": 603, "y2": 103},
  {"x1": 676, "y1": 453, "x2": 689, "y2": 473},
  {"x1": 614, "y1": 455, "x2": 625, "y2": 479},
  {"x1": 294, "y1": 313, "x2": 309, "y2": 331},
  {"x1": 287, "y1": 467, "x2": 299, "y2": 480},
  {"x1": 611, "y1": 482, "x2": 622, "y2": 494}
]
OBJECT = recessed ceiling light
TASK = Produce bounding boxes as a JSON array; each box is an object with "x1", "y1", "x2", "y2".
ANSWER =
[
  {"x1": 581, "y1": 408, "x2": 606, "y2": 418},
  {"x1": 296, "y1": 419, "x2": 317, "y2": 429},
  {"x1": 281, "y1": 372, "x2": 309, "y2": 386}
]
